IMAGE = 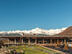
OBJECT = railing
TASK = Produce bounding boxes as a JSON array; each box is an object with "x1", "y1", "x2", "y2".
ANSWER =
[
  {"x1": 4, "y1": 42, "x2": 25, "y2": 45},
  {"x1": 39, "y1": 43, "x2": 57, "y2": 46}
]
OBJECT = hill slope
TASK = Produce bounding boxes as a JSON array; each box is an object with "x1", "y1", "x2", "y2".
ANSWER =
[{"x1": 59, "y1": 26, "x2": 72, "y2": 36}]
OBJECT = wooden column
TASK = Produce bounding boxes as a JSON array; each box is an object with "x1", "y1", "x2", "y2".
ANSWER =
[
  {"x1": 35, "y1": 39, "x2": 37, "y2": 44},
  {"x1": 71, "y1": 42, "x2": 72, "y2": 48},
  {"x1": 8, "y1": 39, "x2": 10, "y2": 44},
  {"x1": 28, "y1": 38, "x2": 30, "y2": 45},
  {"x1": 19, "y1": 37, "x2": 22, "y2": 44},
  {"x1": 55, "y1": 39, "x2": 58, "y2": 48},
  {"x1": 57, "y1": 39, "x2": 59, "y2": 46},
  {"x1": 50, "y1": 39, "x2": 52, "y2": 44},
  {"x1": 61, "y1": 39, "x2": 63, "y2": 44},
  {"x1": 43, "y1": 39, "x2": 44, "y2": 44},
  {"x1": 64, "y1": 39, "x2": 68, "y2": 50},
  {"x1": 22, "y1": 38, "x2": 24, "y2": 44},
  {"x1": 50, "y1": 39, "x2": 52, "y2": 46},
  {"x1": 7, "y1": 38, "x2": 10, "y2": 47},
  {"x1": 69, "y1": 39, "x2": 72, "y2": 48},
  {"x1": 14, "y1": 39, "x2": 16, "y2": 44}
]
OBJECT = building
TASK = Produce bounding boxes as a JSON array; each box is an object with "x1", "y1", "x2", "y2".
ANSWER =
[{"x1": 0, "y1": 26, "x2": 72, "y2": 50}]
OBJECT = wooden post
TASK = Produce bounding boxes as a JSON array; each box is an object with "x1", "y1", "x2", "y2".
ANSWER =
[
  {"x1": 19, "y1": 37, "x2": 21, "y2": 44},
  {"x1": 28, "y1": 38, "x2": 30, "y2": 45},
  {"x1": 14, "y1": 39, "x2": 16, "y2": 44},
  {"x1": 43, "y1": 39, "x2": 44, "y2": 44},
  {"x1": 55, "y1": 39, "x2": 58, "y2": 48},
  {"x1": 8, "y1": 39, "x2": 10, "y2": 44},
  {"x1": 51, "y1": 39, "x2": 52, "y2": 44},
  {"x1": 57, "y1": 39, "x2": 59, "y2": 46},
  {"x1": 22, "y1": 38, "x2": 24, "y2": 44},
  {"x1": 50, "y1": 39, "x2": 52, "y2": 46},
  {"x1": 35, "y1": 39, "x2": 37, "y2": 44},
  {"x1": 7, "y1": 39, "x2": 10, "y2": 47},
  {"x1": 71, "y1": 42, "x2": 72, "y2": 48},
  {"x1": 64, "y1": 39, "x2": 68, "y2": 50}
]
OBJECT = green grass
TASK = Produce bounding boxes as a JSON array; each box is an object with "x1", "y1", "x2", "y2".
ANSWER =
[{"x1": 8, "y1": 45, "x2": 63, "y2": 54}]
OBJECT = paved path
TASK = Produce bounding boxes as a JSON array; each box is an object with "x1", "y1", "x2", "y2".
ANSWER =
[{"x1": 37, "y1": 44, "x2": 65, "y2": 54}]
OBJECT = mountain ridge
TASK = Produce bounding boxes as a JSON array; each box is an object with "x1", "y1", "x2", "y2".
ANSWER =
[{"x1": 0, "y1": 27, "x2": 67, "y2": 35}]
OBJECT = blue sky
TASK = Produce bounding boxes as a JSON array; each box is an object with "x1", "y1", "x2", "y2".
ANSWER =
[{"x1": 0, "y1": 0, "x2": 72, "y2": 30}]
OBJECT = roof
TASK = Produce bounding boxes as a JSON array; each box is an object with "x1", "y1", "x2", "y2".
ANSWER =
[
  {"x1": 0, "y1": 33, "x2": 22, "y2": 37},
  {"x1": 23, "y1": 34, "x2": 70, "y2": 38}
]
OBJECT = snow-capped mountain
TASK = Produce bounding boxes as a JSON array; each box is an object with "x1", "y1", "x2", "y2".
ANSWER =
[
  {"x1": 24, "y1": 27, "x2": 67, "y2": 35},
  {"x1": 0, "y1": 27, "x2": 67, "y2": 35}
]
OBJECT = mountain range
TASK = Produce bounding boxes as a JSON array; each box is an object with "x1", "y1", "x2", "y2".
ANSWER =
[{"x1": 0, "y1": 27, "x2": 67, "y2": 35}]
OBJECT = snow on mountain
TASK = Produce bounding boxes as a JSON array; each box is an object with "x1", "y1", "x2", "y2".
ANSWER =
[
  {"x1": 0, "y1": 27, "x2": 67, "y2": 35},
  {"x1": 25, "y1": 27, "x2": 67, "y2": 35}
]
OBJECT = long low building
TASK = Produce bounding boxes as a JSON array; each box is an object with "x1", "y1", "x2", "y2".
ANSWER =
[{"x1": 0, "y1": 26, "x2": 72, "y2": 50}]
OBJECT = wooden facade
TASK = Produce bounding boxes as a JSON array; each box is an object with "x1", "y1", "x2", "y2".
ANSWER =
[
  {"x1": 0, "y1": 34, "x2": 71, "y2": 50},
  {"x1": 1, "y1": 26, "x2": 72, "y2": 50}
]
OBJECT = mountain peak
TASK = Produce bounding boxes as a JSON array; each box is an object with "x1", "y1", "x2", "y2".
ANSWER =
[
  {"x1": 35, "y1": 27, "x2": 42, "y2": 30},
  {"x1": 31, "y1": 27, "x2": 43, "y2": 31}
]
